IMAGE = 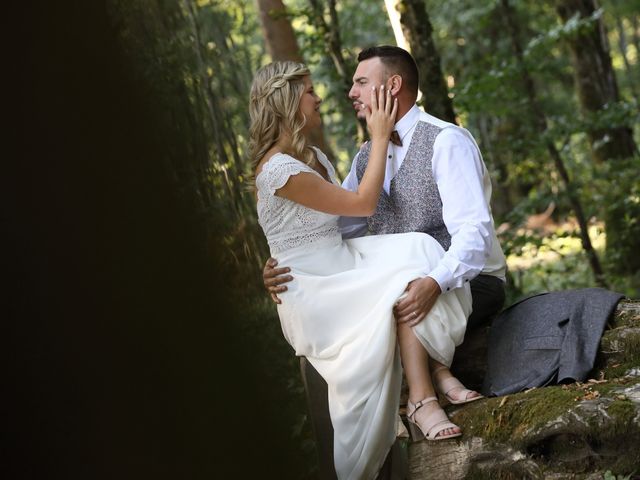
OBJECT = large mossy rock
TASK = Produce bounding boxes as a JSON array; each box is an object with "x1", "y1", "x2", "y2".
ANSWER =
[{"x1": 406, "y1": 300, "x2": 640, "y2": 479}]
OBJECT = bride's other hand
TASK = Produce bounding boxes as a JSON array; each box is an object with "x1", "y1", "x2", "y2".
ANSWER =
[{"x1": 364, "y1": 85, "x2": 397, "y2": 142}]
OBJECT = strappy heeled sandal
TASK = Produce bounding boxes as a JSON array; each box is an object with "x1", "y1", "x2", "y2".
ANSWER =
[
  {"x1": 432, "y1": 366, "x2": 484, "y2": 405},
  {"x1": 406, "y1": 396, "x2": 462, "y2": 441}
]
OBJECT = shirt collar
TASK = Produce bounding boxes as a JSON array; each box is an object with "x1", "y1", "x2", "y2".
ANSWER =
[{"x1": 394, "y1": 104, "x2": 420, "y2": 141}]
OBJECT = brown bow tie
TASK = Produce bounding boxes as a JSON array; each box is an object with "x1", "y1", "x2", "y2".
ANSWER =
[{"x1": 390, "y1": 130, "x2": 402, "y2": 147}]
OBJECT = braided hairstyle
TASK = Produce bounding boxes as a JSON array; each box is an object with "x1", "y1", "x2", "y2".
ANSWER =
[{"x1": 249, "y1": 61, "x2": 316, "y2": 174}]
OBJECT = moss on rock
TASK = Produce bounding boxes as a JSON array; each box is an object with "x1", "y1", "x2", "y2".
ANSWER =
[
  {"x1": 606, "y1": 398, "x2": 636, "y2": 420},
  {"x1": 610, "y1": 300, "x2": 640, "y2": 329},
  {"x1": 438, "y1": 380, "x2": 640, "y2": 477},
  {"x1": 450, "y1": 387, "x2": 578, "y2": 446},
  {"x1": 407, "y1": 300, "x2": 640, "y2": 479},
  {"x1": 596, "y1": 327, "x2": 640, "y2": 378}
]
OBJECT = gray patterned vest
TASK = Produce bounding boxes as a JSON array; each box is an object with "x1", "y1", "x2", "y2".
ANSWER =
[{"x1": 355, "y1": 121, "x2": 451, "y2": 250}]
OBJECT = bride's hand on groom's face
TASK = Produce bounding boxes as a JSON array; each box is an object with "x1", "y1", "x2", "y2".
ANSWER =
[
  {"x1": 364, "y1": 85, "x2": 397, "y2": 141},
  {"x1": 393, "y1": 277, "x2": 442, "y2": 326},
  {"x1": 263, "y1": 257, "x2": 293, "y2": 304}
]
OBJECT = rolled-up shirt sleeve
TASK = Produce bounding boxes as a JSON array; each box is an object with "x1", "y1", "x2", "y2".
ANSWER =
[{"x1": 424, "y1": 128, "x2": 493, "y2": 292}]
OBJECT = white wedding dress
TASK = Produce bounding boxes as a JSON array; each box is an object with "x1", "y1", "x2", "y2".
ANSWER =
[{"x1": 256, "y1": 148, "x2": 472, "y2": 480}]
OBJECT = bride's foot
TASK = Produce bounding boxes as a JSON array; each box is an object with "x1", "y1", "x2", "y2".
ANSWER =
[
  {"x1": 432, "y1": 366, "x2": 483, "y2": 405},
  {"x1": 406, "y1": 396, "x2": 462, "y2": 441}
]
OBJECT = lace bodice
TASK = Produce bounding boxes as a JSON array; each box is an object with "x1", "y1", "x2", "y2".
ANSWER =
[{"x1": 256, "y1": 148, "x2": 342, "y2": 254}]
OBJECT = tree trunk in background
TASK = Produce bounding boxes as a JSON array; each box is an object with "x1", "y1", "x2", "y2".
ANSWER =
[
  {"x1": 255, "y1": 0, "x2": 303, "y2": 62},
  {"x1": 386, "y1": 0, "x2": 457, "y2": 124},
  {"x1": 470, "y1": 13, "x2": 531, "y2": 222},
  {"x1": 555, "y1": 0, "x2": 636, "y2": 163},
  {"x1": 308, "y1": 0, "x2": 350, "y2": 92},
  {"x1": 255, "y1": 0, "x2": 334, "y2": 160},
  {"x1": 630, "y1": 15, "x2": 640, "y2": 66},
  {"x1": 555, "y1": 0, "x2": 639, "y2": 274},
  {"x1": 500, "y1": 0, "x2": 607, "y2": 288},
  {"x1": 614, "y1": 13, "x2": 639, "y2": 102},
  {"x1": 307, "y1": 0, "x2": 366, "y2": 144},
  {"x1": 469, "y1": 114, "x2": 518, "y2": 221},
  {"x1": 183, "y1": 0, "x2": 272, "y2": 268},
  {"x1": 185, "y1": 0, "x2": 243, "y2": 218}
]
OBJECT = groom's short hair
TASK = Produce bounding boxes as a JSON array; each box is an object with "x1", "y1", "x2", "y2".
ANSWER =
[{"x1": 358, "y1": 45, "x2": 419, "y2": 96}]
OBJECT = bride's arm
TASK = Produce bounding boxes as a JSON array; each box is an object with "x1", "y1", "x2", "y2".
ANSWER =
[{"x1": 276, "y1": 86, "x2": 397, "y2": 217}]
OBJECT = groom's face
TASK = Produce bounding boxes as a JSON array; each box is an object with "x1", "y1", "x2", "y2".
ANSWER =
[{"x1": 349, "y1": 57, "x2": 388, "y2": 120}]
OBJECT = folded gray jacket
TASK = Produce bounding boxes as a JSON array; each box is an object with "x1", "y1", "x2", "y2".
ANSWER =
[{"x1": 482, "y1": 288, "x2": 624, "y2": 397}]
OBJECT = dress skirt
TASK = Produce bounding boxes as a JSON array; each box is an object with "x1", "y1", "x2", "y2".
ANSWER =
[{"x1": 275, "y1": 232, "x2": 471, "y2": 480}]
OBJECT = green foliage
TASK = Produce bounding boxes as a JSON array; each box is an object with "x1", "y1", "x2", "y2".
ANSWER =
[
  {"x1": 604, "y1": 470, "x2": 634, "y2": 480},
  {"x1": 110, "y1": 0, "x2": 640, "y2": 471},
  {"x1": 286, "y1": 0, "x2": 396, "y2": 175},
  {"x1": 593, "y1": 155, "x2": 640, "y2": 274},
  {"x1": 113, "y1": 0, "x2": 640, "y2": 290},
  {"x1": 427, "y1": 0, "x2": 639, "y2": 289},
  {"x1": 113, "y1": 0, "x2": 273, "y2": 283}
]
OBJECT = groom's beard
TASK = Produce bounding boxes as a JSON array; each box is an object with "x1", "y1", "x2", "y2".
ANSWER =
[{"x1": 352, "y1": 102, "x2": 367, "y2": 120}]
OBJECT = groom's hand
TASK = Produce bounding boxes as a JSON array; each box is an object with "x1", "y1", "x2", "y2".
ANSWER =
[
  {"x1": 263, "y1": 257, "x2": 293, "y2": 304},
  {"x1": 393, "y1": 277, "x2": 442, "y2": 326}
]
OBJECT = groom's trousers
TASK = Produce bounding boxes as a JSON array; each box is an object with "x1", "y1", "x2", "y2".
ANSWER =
[{"x1": 300, "y1": 274, "x2": 505, "y2": 480}]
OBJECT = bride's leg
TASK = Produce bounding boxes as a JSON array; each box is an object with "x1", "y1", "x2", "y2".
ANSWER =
[
  {"x1": 397, "y1": 322, "x2": 460, "y2": 438},
  {"x1": 397, "y1": 321, "x2": 433, "y2": 401},
  {"x1": 430, "y1": 359, "x2": 482, "y2": 403}
]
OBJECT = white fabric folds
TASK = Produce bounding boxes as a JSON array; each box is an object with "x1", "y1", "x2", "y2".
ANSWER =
[{"x1": 257, "y1": 151, "x2": 471, "y2": 479}]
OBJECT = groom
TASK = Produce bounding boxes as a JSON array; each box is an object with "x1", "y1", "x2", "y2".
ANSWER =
[{"x1": 264, "y1": 46, "x2": 507, "y2": 478}]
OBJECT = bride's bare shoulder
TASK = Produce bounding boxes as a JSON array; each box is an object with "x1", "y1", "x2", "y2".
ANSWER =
[{"x1": 256, "y1": 146, "x2": 287, "y2": 177}]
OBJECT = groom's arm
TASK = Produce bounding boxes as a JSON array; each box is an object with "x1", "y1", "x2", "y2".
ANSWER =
[
  {"x1": 426, "y1": 128, "x2": 493, "y2": 292},
  {"x1": 395, "y1": 128, "x2": 492, "y2": 324},
  {"x1": 262, "y1": 258, "x2": 293, "y2": 304}
]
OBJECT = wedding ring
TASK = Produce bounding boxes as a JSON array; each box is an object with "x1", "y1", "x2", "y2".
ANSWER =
[{"x1": 412, "y1": 311, "x2": 417, "y2": 318}]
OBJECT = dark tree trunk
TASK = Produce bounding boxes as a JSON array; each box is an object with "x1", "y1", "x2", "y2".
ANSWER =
[
  {"x1": 500, "y1": 0, "x2": 607, "y2": 287},
  {"x1": 555, "y1": 0, "x2": 639, "y2": 274},
  {"x1": 255, "y1": 0, "x2": 334, "y2": 160},
  {"x1": 307, "y1": 0, "x2": 350, "y2": 90},
  {"x1": 392, "y1": 0, "x2": 457, "y2": 124},
  {"x1": 614, "y1": 13, "x2": 639, "y2": 101},
  {"x1": 631, "y1": 15, "x2": 640, "y2": 61},
  {"x1": 555, "y1": 0, "x2": 636, "y2": 162},
  {"x1": 255, "y1": 0, "x2": 303, "y2": 62},
  {"x1": 307, "y1": 0, "x2": 366, "y2": 144}
]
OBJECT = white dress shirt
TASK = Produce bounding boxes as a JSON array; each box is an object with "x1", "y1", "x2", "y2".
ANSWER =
[{"x1": 339, "y1": 105, "x2": 506, "y2": 292}]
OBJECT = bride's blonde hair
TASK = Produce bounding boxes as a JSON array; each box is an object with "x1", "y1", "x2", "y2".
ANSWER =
[{"x1": 249, "y1": 61, "x2": 316, "y2": 173}]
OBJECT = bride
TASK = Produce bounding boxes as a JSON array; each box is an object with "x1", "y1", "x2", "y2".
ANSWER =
[{"x1": 250, "y1": 61, "x2": 478, "y2": 480}]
